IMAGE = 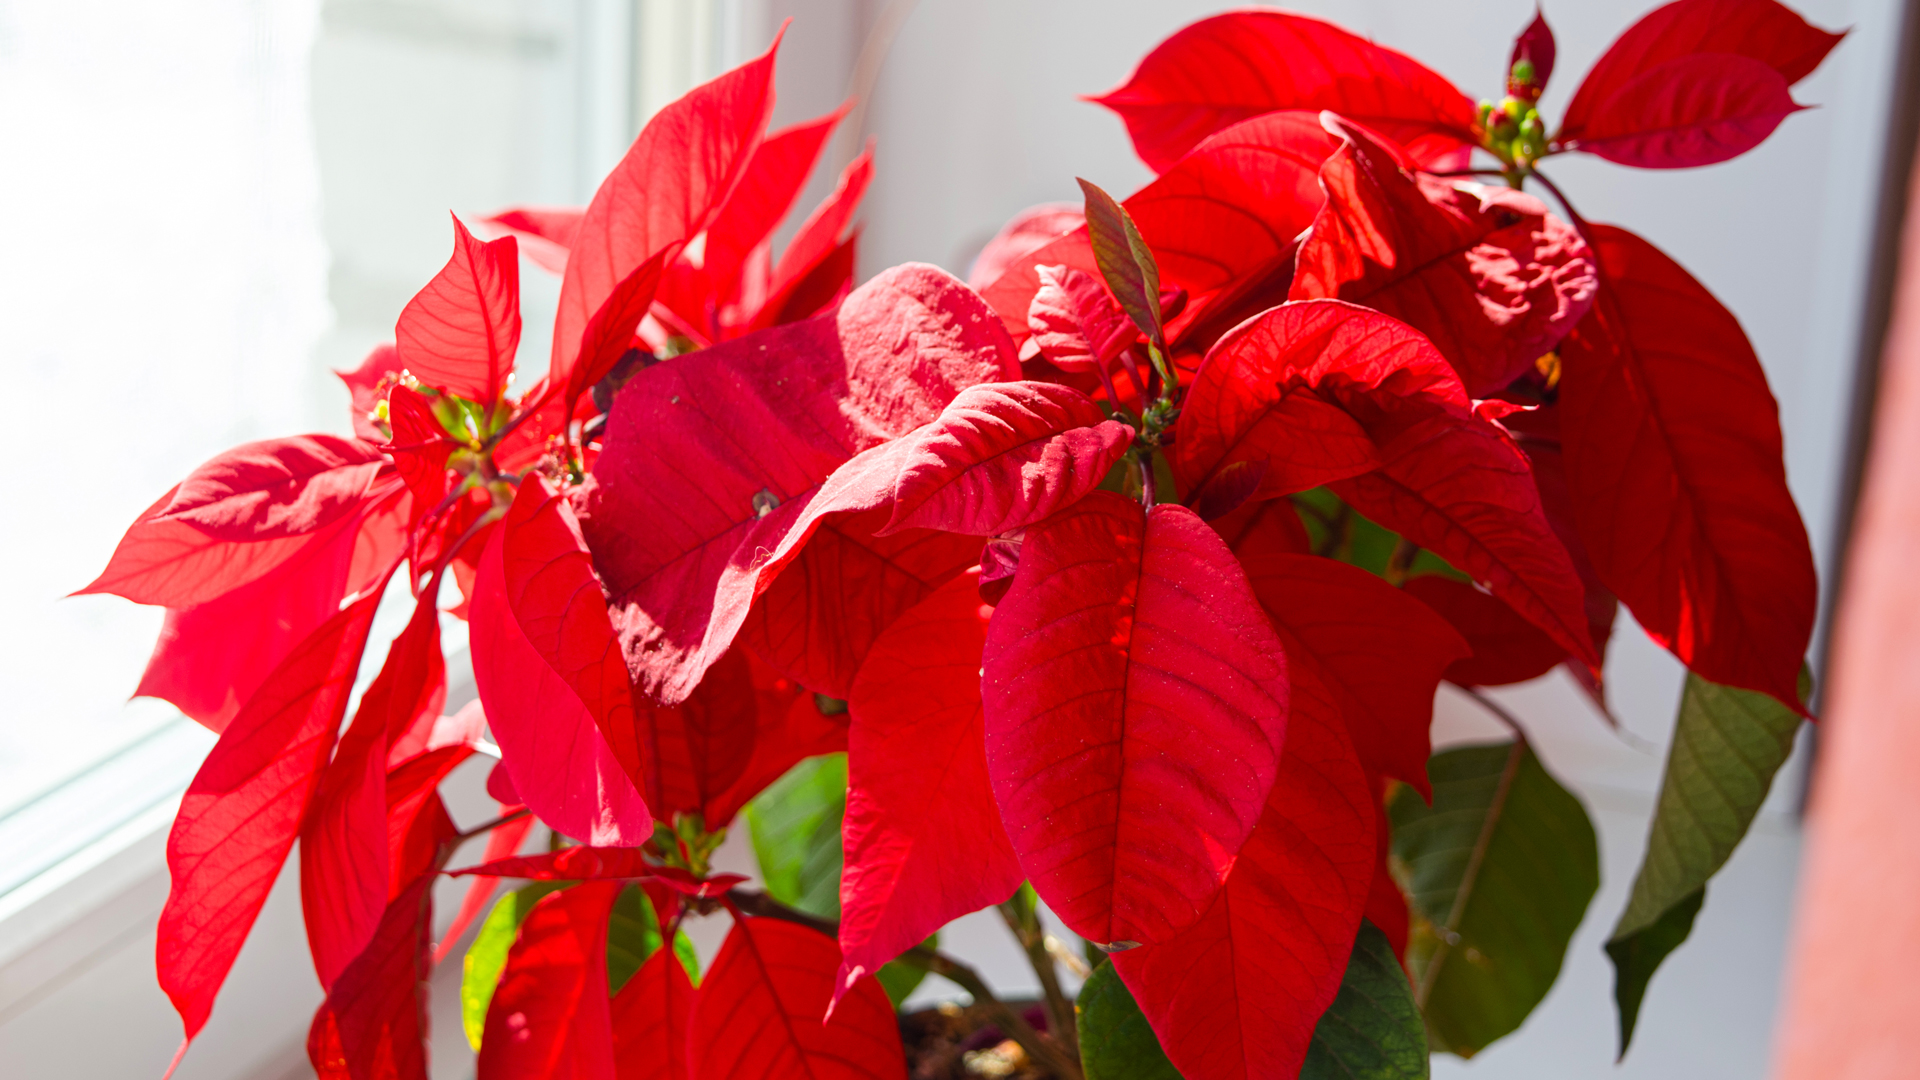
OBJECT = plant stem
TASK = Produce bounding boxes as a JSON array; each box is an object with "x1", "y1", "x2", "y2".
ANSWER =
[
  {"x1": 1461, "y1": 686, "x2": 1532, "y2": 743},
  {"x1": 998, "y1": 899, "x2": 1080, "y2": 1063},
  {"x1": 453, "y1": 807, "x2": 531, "y2": 844},
  {"x1": 1384, "y1": 537, "x2": 1421, "y2": 585},
  {"x1": 1526, "y1": 168, "x2": 1595, "y2": 248},
  {"x1": 728, "y1": 888, "x2": 1085, "y2": 1080},
  {"x1": 1415, "y1": 737, "x2": 1526, "y2": 1008}
]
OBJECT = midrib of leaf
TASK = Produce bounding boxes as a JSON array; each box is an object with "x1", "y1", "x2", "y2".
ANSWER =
[{"x1": 1415, "y1": 739, "x2": 1524, "y2": 1008}]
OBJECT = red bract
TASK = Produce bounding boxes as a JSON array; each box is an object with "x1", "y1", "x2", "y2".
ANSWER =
[
  {"x1": 396, "y1": 215, "x2": 521, "y2": 405},
  {"x1": 611, "y1": 949, "x2": 695, "y2": 1080},
  {"x1": 1091, "y1": 9, "x2": 1480, "y2": 172},
  {"x1": 689, "y1": 918, "x2": 906, "y2": 1080},
  {"x1": 307, "y1": 877, "x2": 434, "y2": 1080},
  {"x1": 982, "y1": 493, "x2": 1290, "y2": 948},
  {"x1": 1559, "y1": 0, "x2": 1842, "y2": 168},
  {"x1": 477, "y1": 883, "x2": 622, "y2": 1080},
  {"x1": 577, "y1": 263, "x2": 1016, "y2": 705},
  {"x1": 1112, "y1": 652, "x2": 1375, "y2": 1080},
  {"x1": 839, "y1": 570, "x2": 1022, "y2": 999},
  {"x1": 472, "y1": 476, "x2": 651, "y2": 845},
  {"x1": 1560, "y1": 224, "x2": 1815, "y2": 712},
  {"x1": 1291, "y1": 115, "x2": 1596, "y2": 395}
]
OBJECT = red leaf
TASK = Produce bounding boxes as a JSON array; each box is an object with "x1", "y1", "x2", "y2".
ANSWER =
[
  {"x1": 660, "y1": 104, "x2": 849, "y2": 336},
  {"x1": 1507, "y1": 412, "x2": 1622, "y2": 698},
  {"x1": 483, "y1": 207, "x2": 583, "y2": 276},
  {"x1": 578, "y1": 264, "x2": 1018, "y2": 705},
  {"x1": 689, "y1": 918, "x2": 906, "y2": 1080},
  {"x1": 158, "y1": 586, "x2": 387, "y2": 1042},
  {"x1": 337, "y1": 344, "x2": 406, "y2": 440},
  {"x1": 301, "y1": 586, "x2": 446, "y2": 989},
  {"x1": 477, "y1": 882, "x2": 621, "y2": 1080},
  {"x1": 473, "y1": 476, "x2": 651, "y2": 844},
  {"x1": 1208, "y1": 496, "x2": 1310, "y2": 558},
  {"x1": 612, "y1": 948, "x2": 695, "y2": 1080},
  {"x1": 982, "y1": 493, "x2": 1289, "y2": 947},
  {"x1": 638, "y1": 647, "x2": 762, "y2": 821},
  {"x1": 130, "y1": 478, "x2": 410, "y2": 731},
  {"x1": 1403, "y1": 574, "x2": 1564, "y2": 687},
  {"x1": 307, "y1": 875, "x2": 434, "y2": 1080},
  {"x1": 1111, "y1": 648, "x2": 1375, "y2": 1080},
  {"x1": 1562, "y1": 0, "x2": 1843, "y2": 136},
  {"x1": 1173, "y1": 300, "x2": 1463, "y2": 504},
  {"x1": 1027, "y1": 264, "x2": 1134, "y2": 373},
  {"x1": 553, "y1": 35, "x2": 782, "y2": 406},
  {"x1": 436, "y1": 807, "x2": 534, "y2": 965},
  {"x1": 396, "y1": 214, "x2": 522, "y2": 404},
  {"x1": 450, "y1": 847, "x2": 747, "y2": 897},
  {"x1": 1561, "y1": 53, "x2": 1804, "y2": 169},
  {"x1": 1363, "y1": 772, "x2": 1409, "y2": 956},
  {"x1": 839, "y1": 569, "x2": 1023, "y2": 999},
  {"x1": 1238, "y1": 554, "x2": 1468, "y2": 798},
  {"x1": 771, "y1": 143, "x2": 875, "y2": 296},
  {"x1": 384, "y1": 745, "x2": 471, "y2": 894},
  {"x1": 1559, "y1": 224, "x2": 1814, "y2": 711},
  {"x1": 981, "y1": 113, "x2": 1337, "y2": 355},
  {"x1": 1332, "y1": 414, "x2": 1597, "y2": 666},
  {"x1": 1091, "y1": 10, "x2": 1478, "y2": 173},
  {"x1": 80, "y1": 488, "x2": 323, "y2": 612},
  {"x1": 384, "y1": 387, "x2": 456, "y2": 513},
  {"x1": 1291, "y1": 116, "x2": 1596, "y2": 395}
]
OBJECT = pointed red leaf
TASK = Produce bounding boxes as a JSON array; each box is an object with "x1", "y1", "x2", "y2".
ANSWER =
[
  {"x1": 301, "y1": 586, "x2": 446, "y2": 989},
  {"x1": 1238, "y1": 554, "x2": 1468, "y2": 798},
  {"x1": 483, "y1": 207, "x2": 583, "y2": 276},
  {"x1": 158, "y1": 586, "x2": 387, "y2": 1042},
  {"x1": 1091, "y1": 10, "x2": 1477, "y2": 173},
  {"x1": 1506, "y1": 410, "x2": 1622, "y2": 696},
  {"x1": 1563, "y1": 0, "x2": 1843, "y2": 136},
  {"x1": 1173, "y1": 300, "x2": 1462, "y2": 504},
  {"x1": 553, "y1": 36, "x2": 781, "y2": 405},
  {"x1": 660, "y1": 104, "x2": 849, "y2": 334},
  {"x1": 1332, "y1": 414, "x2": 1597, "y2": 666},
  {"x1": 839, "y1": 569, "x2": 1023, "y2": 999},
  {"x1": 1111, "y1": 649, "x2": 1375, "y2": 1080},
  {"x1": 337, "y1": 344, "x2": 406, "y2": 440},
  {"x1": 1208, "y1": 496, "x2": 1310, "y2": 558},
  {"x1": 384, "y1": 386, "x2": 457, "y2": 513},
  {"x1": 477, "y1": 882, "x2": 621, "y2": 1080},
  {"x1": 1403, "y1": 574, "x2": 1564, "y2": 687},
  {"x1": 450, "y1": 847, "x2": 737, "y2": 890},
  {"x1": 1559, "y1": 224, "x2": 1814, "y2": 711},
  {"x1": 80, "y1": 488, "x2": 320, "y2": 612},
  {"x1": 578, "y1": 264, "x2": 1018, "y2": 705},
  {"x1": 307, "y1": 875, "x2": 434, "y2": 1080},
  {"x1": 384, "y1": 745, "x2": 471, "y2": 895},
  {"x1": 396, "y1": 215, "x2": 521, "y2": 404},
  {"x1": 1562, "y1": 53, "x2": 1804, "y2": 169},
  {"x1": 473, "y1": 476, "x2": 651, "y2": 844},
  {"x1": 131, "y1": 478, "x2": 409, "y2": 731},
  {"x1": 1027, "y1": 264, "x2": 1134, "y2": 373},
  {"x1": 982, "y1": 493, "x2": 1290, "y2": 947},
  {"x1": 772, "y1": 142, "x2": 874, "y2": 293},
  {"x1": 612, "y1": 947, "x2": 695, "y2": 1080},
  {"x1": 1291, "y1": 116, "x2": 1597, "y2": 395},
  {"x1": 690, "y1": 918, "x2": 906, "y2": 1080},
  {"x1": 638, "y1": 647, "x2": 762, "y2": 821}
]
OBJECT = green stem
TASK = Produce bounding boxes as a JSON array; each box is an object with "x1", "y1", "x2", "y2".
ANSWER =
[{"x1": 998, "y1": 898, "x2": 1080, "y2": 1063}]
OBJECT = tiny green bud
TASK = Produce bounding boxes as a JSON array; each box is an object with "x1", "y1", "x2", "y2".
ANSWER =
[{"x1": 1511, "y1": 58, "x2": 1535, "y2": 85}]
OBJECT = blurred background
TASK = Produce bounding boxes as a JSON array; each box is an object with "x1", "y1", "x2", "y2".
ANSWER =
[{"x1": 0, "y1": 0, "x2": 1907, "y2": 1076}]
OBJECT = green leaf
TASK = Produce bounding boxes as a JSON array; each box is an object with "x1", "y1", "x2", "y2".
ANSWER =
[
  {"x1": 1390, "y1": 741, "x2": 1598, "y2": 1057},
  {"x1": 1302, "y1": 920, "x2": 1429, "y2": 1080},
  {"x1": 1605, "y1": 885, "x2": 1703, "y2": 1058},
  {"x1": 1077, "y1": 961, "x2": 1182, "y2": 1080},
  {"x1": 875, "y1": 933, "x2": 938, "y2": 1008},
  {"x1": 1605, "y1": 669, "x2": 1808, "y2": 1054},
  {"x1": 745, "y1": 753, "x2": 846, "y2": 919},
  {"x1": 1077, "y1": 178, "x2": 1164, "y2": 350},
  {"x1": 460, "y1": 880, "x2": 567, "y2": 1050}
]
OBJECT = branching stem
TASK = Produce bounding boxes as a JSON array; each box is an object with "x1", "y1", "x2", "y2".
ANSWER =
[{"x1": 998, "y1": 899, "x2": 1080, "y2": 1063}]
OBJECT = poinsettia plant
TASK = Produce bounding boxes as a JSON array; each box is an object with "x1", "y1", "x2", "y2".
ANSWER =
[{"x1": 84, "y1": 1, "x2": 1840, "y2": 1077}]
